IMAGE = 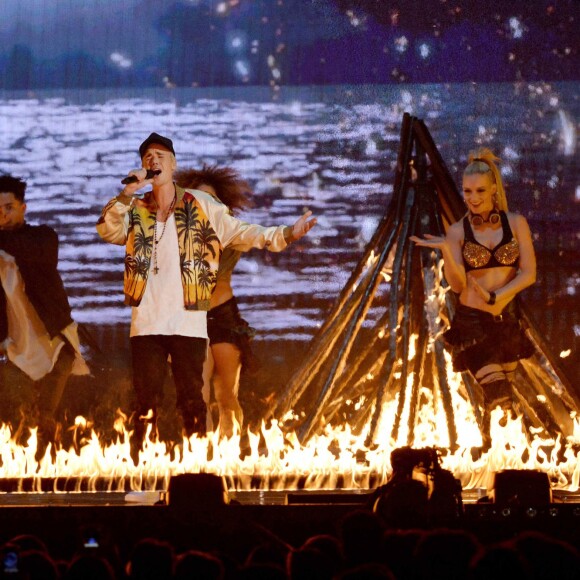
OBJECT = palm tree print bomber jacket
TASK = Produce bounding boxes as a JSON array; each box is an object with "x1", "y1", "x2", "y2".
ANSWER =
[{"x1": 96, "y1": 185, "x2": 288, "y2": 310}]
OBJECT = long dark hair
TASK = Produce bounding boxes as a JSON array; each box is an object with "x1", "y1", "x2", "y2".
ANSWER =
[{"x1": 174, "y1": 164, "x2": 253, "y2": 215}]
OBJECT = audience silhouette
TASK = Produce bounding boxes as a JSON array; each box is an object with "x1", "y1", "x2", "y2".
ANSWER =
[{"x1": 1, "y1": 511, "x2": 579, "y2": 579}]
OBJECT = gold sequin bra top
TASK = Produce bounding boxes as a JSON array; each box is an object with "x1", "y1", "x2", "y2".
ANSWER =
[{"x1": 462, "y1": 211, "x2": 520, "y2": 272}]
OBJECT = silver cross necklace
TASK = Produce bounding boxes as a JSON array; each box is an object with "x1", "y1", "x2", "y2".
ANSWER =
[{"x1": 152, "y1": 193, "x2": 177, "y2": 275}]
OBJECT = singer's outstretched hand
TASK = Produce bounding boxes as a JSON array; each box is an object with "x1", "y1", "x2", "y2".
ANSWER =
[{"x1": 289, "y1": 210, "x2": 317, "y2": 242}]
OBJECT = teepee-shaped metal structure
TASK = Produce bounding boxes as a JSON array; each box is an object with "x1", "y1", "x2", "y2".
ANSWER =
[{"x1": 272, "y1": 114, "x2": 580, "y2": 449}]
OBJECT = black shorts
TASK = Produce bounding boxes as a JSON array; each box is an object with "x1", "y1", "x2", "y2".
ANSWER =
[
  {"x1": 442, "y1": 302, "x2": 535, "y2": 374},
  {"x1": 207, "y1": 297, "x2": 259, "y2": 372}
]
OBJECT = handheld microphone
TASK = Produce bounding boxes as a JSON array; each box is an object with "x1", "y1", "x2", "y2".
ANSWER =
[{"x1": 121, "y1": 169, "x2": 161, "y2": 185}]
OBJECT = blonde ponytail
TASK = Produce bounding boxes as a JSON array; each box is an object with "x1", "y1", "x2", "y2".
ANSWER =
[{"x1": 463, "y1": 148, "x2": 508, "y2": 212}]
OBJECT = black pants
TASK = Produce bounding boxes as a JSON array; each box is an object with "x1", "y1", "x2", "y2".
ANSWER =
[
  {"x1": 36, "y1": 343, "x2": 76, "y2": 418},
  {"x1": 130, "y1": 334, "x2": 207, "y2": 430},
  {"x1": 1, "y1": 342, "x2": 75, "y2": 452},
  {"x1": 0, "y1": 342, "x2": 75, "y2": 421}
]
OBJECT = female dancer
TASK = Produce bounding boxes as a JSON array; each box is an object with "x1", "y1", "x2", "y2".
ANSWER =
[
  {"x1": 175, "y1": 165, "x2": 256, "y2": 438},
  {"x1": 411, "y1": 149, "x2": 536, "y2": 448}
]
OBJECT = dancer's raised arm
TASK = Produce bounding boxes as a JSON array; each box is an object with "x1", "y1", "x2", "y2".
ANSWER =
[{"x1": 410, "y1": 221, "x2": 466, "y2": 293}]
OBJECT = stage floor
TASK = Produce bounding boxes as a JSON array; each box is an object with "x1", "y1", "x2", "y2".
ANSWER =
[{"x1": 1, "y1": 487, "x2": 579, "y2": 507}]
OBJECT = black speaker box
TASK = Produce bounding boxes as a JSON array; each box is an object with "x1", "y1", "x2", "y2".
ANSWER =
[
  {"x1": 167, "y1": 473, "x2": 229, "y2": 509},
  {"x1": 491, "y1": 470, "x2": 552, "y2": 506}
]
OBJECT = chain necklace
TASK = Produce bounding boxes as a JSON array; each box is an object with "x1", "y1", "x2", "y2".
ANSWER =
[{"x1": 152, "y1": 192, "x2": 177, "y2": 275}]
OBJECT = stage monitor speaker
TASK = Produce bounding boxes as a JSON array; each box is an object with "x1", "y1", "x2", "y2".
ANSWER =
[
  {"x1": 490, "y1": 470, "x2": 552, "y2": 506},
  {"x1": 167, "y1": 473, "x2": 229, "y2": 509}
]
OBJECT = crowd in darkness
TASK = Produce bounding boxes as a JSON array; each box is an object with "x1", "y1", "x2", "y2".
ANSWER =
[{"x1": 1, "y1": 509, "x2": 579, "y2": 579}]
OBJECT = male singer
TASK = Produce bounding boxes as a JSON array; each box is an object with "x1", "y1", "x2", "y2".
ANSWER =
[
  {"x1": 96, "y1": 133, "x2": 315, "y2": 462},
  {"x1": 0, "y1": 175, "x2": 88, "y2": 461}
]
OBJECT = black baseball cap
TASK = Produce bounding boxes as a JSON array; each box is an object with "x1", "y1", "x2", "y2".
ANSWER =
[{"x1": 139, "y1": 132, "x2": 175, "y2": 158}]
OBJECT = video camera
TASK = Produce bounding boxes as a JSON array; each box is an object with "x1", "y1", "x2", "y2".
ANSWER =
[{"x1": 372, "y1": 446, "x2": 463, "y2": 526}]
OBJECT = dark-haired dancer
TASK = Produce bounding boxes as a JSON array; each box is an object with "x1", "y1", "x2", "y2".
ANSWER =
[
  {"x1": 411, "y1": 149, "x2": 536, "y2": 449},
  {"x1": 0, "y1": 175, "x2": 89, "y2": 461}
]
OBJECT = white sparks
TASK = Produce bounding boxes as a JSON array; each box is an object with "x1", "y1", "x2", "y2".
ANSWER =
[
  {"x1": 110, "y1": 52, "x2": 132, "y2": 69},
  {"x1": 418, "y1": 43, "x2": 431, "y2": 59},
  {"x1": 346, "y1": 10, "x2": 364, "y2": 27},
  {"x1": 395, "y1": 36, "x2": 408, "y2": 54},
  {"x1": 502, "y1": 146, "x2": 519, "y2": 161},
  {"x1": 234, "y1": 60, "x2": 250, "y2": 79},
  {"x1": 500, "y1": 165, "x2": 513, "y2": 178},
  {"x1": 558, "y1": 110, "x2": 576, "y2": 156},
  {"x1": 509, "y1": 17, "x2": 524, "y2": 39}
]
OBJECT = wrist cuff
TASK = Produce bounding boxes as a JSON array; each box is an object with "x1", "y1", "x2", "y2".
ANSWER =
[
  {"x1": 117, "y1": 192, "x2": 133, "y2": 205},
  {"x1": 283, "y1": 226, "x2": 294, "y2": 243}
]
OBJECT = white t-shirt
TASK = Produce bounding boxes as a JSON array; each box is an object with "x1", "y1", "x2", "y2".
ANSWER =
[{"x1": 130, "y1": 214, "x2": 207, "y2": 338}]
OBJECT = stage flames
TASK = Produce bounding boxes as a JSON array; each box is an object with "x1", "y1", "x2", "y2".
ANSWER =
[{"x1": 0, "y1": 340, "x2": 578, "y2": 494}]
